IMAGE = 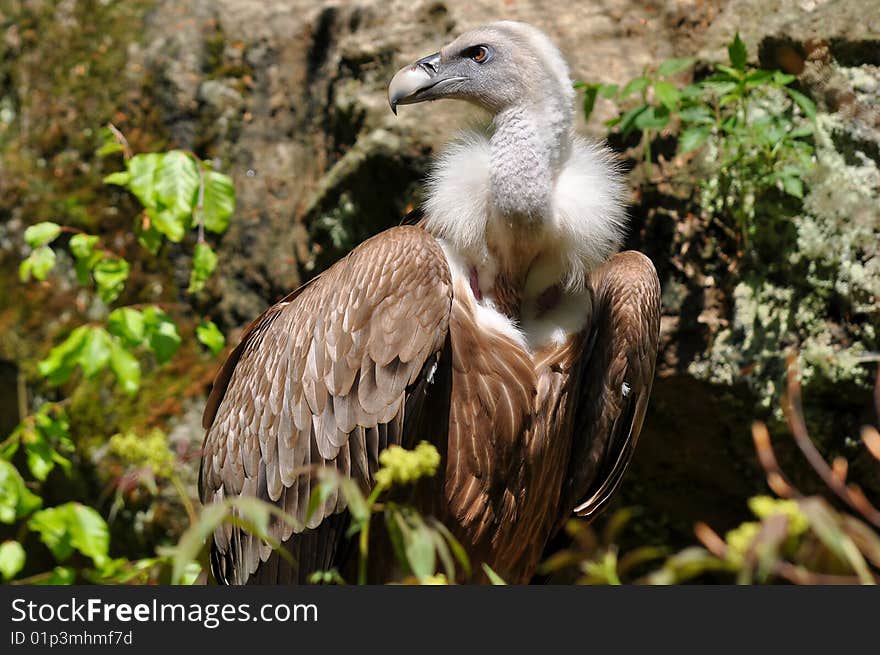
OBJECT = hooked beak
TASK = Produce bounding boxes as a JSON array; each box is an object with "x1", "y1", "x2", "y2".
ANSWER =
[{"x1": 388, "y1": 52, "x2": 465, "y2": 114}]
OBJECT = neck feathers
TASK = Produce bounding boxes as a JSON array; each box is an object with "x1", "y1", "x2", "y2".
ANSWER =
[
  {"x1": 423, "y1": 129, "x2": 627, "y2": 292},
  {"x1": 489, "y1": 106, "x2": 568, "y2": 222}
]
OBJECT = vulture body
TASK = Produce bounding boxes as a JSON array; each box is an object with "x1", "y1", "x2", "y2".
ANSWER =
[{"x1": 199, "y1": 21, "x2": 661, "y2": 584}]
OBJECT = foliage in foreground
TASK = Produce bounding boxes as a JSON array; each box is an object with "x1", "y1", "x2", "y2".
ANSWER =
[
  {"x1": 545, "y1": 357, "x2": 880, "y2": 585},
  {"x1": 1, "y1": 129, "x2": 233, "y2": 584},
  {"x1": 167, "y1": 441, "x2": 472, "y2": 586}
]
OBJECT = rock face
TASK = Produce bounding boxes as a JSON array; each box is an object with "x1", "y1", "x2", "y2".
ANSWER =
[{"x1": 1, "y1": 0, "x2": 878, "y2": 560}]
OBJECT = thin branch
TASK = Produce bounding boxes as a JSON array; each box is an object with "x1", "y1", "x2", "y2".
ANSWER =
[
  {"x1": 694, "y1": 521, "x2": 875, "y2": 585},
  {"x1": 783, "y1": 354, "x2": 880, "y2": 527},
  {"x1": 107, "y1": 122, "x2": 133, "y2": 161},
  {"x1": 875, "y1": 365, "x2": 880, "y2": 425},
  {"x1": 774, "y1": 562, "x2": 868, "y2": 585},
  {"x1": 862, "y1": 426, "x2": 880, "y2": 462},
  {"x1": 751, "y1": 421, "x2": 799, "y2": 498}
]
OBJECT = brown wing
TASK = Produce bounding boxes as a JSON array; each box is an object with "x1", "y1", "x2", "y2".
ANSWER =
[
  {"x1": 561, "y1": 250, "x2": 661, "y2": 520},
  {"x1": 199, "y1": 225, "x2": 453, "y2": 584}
]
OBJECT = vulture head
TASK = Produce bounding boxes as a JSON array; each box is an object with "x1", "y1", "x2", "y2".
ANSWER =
[
  {"x1": 388, "y1": 21, "x2": 626, "y2": 347},
  {"x1": 388, "y1": 22, "x2": 574, "y2": 119}
]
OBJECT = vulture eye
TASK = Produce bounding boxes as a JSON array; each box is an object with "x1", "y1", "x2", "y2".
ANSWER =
[{"x1": 462, "y1": 45, "x2": 492, "y2": 63}]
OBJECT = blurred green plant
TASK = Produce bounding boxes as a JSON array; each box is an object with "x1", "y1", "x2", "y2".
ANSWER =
[
  {"x1": 540, "y1": 508, "x2": 670, "y2": 584},
  {"x1": 580, "y1": 33, "x2": 815, "y2": 247},
  {"x1": 687, "y1": 356, "x2": 880, "y2": 584},
  {"x1": 165, "y1": 441, "x2": 470, "y2": 586},
  {"x1": 542, "y1": 358, "x2": 880, "y2": 585},
  {"x1": 1, "y1": 126, "x2": 236, "y2": 584}
]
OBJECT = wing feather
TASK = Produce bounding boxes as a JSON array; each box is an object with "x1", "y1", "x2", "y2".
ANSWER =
[
  {"x1": 562, "y1": 250, "x2": 661, "y2": 520},
  {"x1": 199, "y1": 226, "x2": 452, "y2": 584}
]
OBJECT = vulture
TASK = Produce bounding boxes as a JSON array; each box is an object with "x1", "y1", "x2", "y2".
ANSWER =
[{"x1": 199, "y1": 21, "x2": 660, "y2": 585}]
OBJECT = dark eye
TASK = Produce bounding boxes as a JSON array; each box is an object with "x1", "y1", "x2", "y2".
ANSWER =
[{"x1": 462, "y1": 45, "x2": 492, "y2": 63}]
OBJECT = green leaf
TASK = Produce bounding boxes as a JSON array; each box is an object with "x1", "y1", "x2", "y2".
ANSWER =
[
  {"x1": 163, "y1": 496, "x2": 299, "y2": 584},
  {"x1": 799, "y1": 498, "x2": 874, "y2": 584},
  {"x1": 28, "y1": 502, "x2": 109, "y2": 567},
  {"x1": 716, "y1": 64, "x2": 745, "y2": 81},
  {"x1": 25, "y1": 433, "x2": 55, "y2": 482},
  {"x1": 78, "y1": 327, "x2": 113, "y2": 378},
  {"x1": 390, "y1": 507, "x2": 435, "y2": 581},
  {"x1": 634, "y1": 105, "x2": 670, "y2": 131},
  {"x1": 581, "y1": 83, "x2": 600, "y2": 120},
  {"x1": 19, "y1": 246, "x2": 57, "y2": 282},
  {"x1": 107, "y1": 307, "x2": 145, "y2": 347},
  {"x1": 142, "y1": 307, "x2": 181, "y2": 364},
  {"x1": 41, "y1": 566, "x2": 75, "y2": 585},
  {"x1": 744, "y1": 69, "x2": 774, "y2": 87},
  {"x1": 69, "y1": 234, "x2": 104, "y2": 285},
  {"x1": 202, "y1": 170, "x2": 236, "y2": 234},
  {"x1": 125, "y1": 153, "x2": 161, "y2": 208},
  {"x1": 137, "y1": 222, "x2": 163, "y2": 254},
  {"x1": 481, "y1": 563, "x2": 507, "y2": 585},
  {"x1": 728, "y1": 32, "x2": 747, "y2": 71},
  {"x1": 789, "y1": 124, "x2": 814, "y2": 139},
  {"x1": 773, "y1": 71, "x2": 796, "y2": 86},
  {"x1": 196, "y1": 320, "x2": 225, "y2": 355},
  {"x1": 0, "y1": 460, "x2": 42, "y2": 523},
  {"x1": 429, "y1": 518, "x2": 471, "y2": 579},
  {"x1": 781, "y1": 175, "x2": 804, "y2": 199},
  {"x1": 155, "y1": 150, "x2": 199, "y2": 221},
  {"x1": 653, "y1": 81, "x2": 681, "y2": 109},
  {"x1": 93, "y1": 257, "x2": 130, "y2": 304},
  {"x1": 69, "y1": 233, "x2": 99, "y2": 259},
  {"x1": 151, "y1": 208, "x2": 188, "y2": 242},
  {"x1": 677, "y1": 105, "x2": 714, "y2": 125},
  {"x1": 24, "y1": 222, "x2": 61, "y2": 248},
  {"x1": 0, "y1": 435, "x2": 18, "y2": 460},
  {"x1": 188, "y1": 242, "x2": 218, "y2": 293},
  {"x1": 38, "y1": 326, "x2": 89, "y2": 385},
  {"x1": 597, "y1": 83, "x2": 619, "y2": 98},
  {"x1": 102, "y1": 170, "x2": 131, "y2": 185},
  {"x1": 620, "y1": 76, "x2": 650, "y2": 98},
  {"x1": 96, "y1": 142, "x2": 124, "y2": 157},
  {"x1": 618, "y1": 105, "x2": 649, "y2": 136},
  {"x1": 700, "y1": 80, "x2": 738, "y2": 97},
  {"x1": 785, "y1": 88, "x2": 816, "y2": 120},
  {"x1": 680, "y1": 83, "x2": 704, "y2": 100},
  {"x1": 109, "y1": 340, "x2": 141, "y2": 394},
  {"x1": 0, "y1": 541, "x2": 25, "y2": 580},
  {"x1": 678, "y1": 126, "x2": 711, "y2": 154},
  {"x1": 657, "y1": 57, "x2": 695, "y2": 76},
  {"x1": 305, "y1": 479, "x2": 335, "y2": 524},
  {"x1": 22, "y1": 408, "x2": 72, "y2": 482}
]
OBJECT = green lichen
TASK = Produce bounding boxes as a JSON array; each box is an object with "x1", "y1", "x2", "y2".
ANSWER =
[{"x1": 689, "y1": 99, "x2": 879, "y2": 409}]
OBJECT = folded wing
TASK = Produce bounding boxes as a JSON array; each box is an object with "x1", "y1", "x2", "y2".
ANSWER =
[
  {"x1": 563, "y1": 251, "x2": 661, "y2": 520},
  {"x1": 199, "y1": 226, "x2": 453, "y2": 584}
]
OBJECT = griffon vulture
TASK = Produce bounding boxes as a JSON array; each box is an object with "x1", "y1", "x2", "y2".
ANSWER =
[{"x1": 199, "y1": 21, "x2": 660, "y2": 584}]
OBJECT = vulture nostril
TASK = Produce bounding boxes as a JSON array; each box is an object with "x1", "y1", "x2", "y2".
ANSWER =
[{"x1": 416, "y1": 53, "x2": 441, "y2": 75}]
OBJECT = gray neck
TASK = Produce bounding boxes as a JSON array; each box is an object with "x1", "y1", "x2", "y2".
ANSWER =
[{"x1": 489, "y1": 98, "x2": 572, "y2": 224}]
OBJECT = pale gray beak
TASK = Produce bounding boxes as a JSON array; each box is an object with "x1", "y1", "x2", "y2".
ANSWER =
[{"x1": 388, "y1": 52, "x2": 465, "y2": 114}]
